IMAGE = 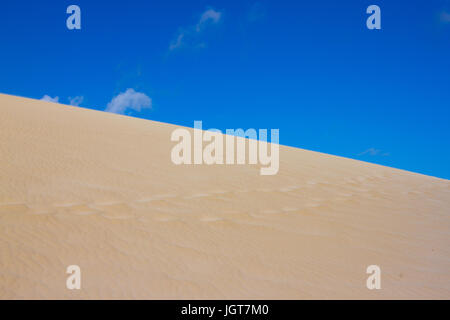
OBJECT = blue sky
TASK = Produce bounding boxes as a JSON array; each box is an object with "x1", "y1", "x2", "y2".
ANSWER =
[{"x1": 1, "y1": 0, "x2": 449, "y2": 179}]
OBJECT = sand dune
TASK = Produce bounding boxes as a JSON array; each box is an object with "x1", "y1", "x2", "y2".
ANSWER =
[{"x1": 0, "y1": 93, "x2": 449, "y2": 299}]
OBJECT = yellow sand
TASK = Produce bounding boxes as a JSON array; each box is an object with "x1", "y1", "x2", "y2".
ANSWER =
[{"x1": 0, "y1": 93, "x2": 449, "y2": 299}]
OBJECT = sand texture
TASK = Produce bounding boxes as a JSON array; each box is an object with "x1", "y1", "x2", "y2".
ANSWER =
[{"x1": 0, "y1": 94, "x2": 449, "y2": 299}]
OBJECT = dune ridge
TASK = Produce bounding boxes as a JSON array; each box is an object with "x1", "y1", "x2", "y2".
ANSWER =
[{"x1": 0, "y1": 93, "x2": 449, "y2": 299}]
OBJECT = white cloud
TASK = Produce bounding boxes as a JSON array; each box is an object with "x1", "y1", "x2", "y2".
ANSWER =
[
  {"x1": 105, "y1": 89, "x2": 152, "y2": 114},
  {"x1": 196, "y1": 9, "x2": 222, "y2": 32},
  {"x1": 358, "y1": 148, "x2": 389, "y2": 156},
  {"x1": 40, "y1": 95, "x2": 59, "y2": 103},
  {"x1": 169, "y1": 8, "x2": 223, "y2": 51},
  {"x1": 169, "y1": 33, "x2": 185, "y2": 51},
  {"x1": 69, "y1": 96, "x2": 84, "y2": 106}
]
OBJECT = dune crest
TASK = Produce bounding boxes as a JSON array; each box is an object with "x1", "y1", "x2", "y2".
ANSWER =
[{"x1": 0, "y1": 93, "x2": 449, "y2": 299}]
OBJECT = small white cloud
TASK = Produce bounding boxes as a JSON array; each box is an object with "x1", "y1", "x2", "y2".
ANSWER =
[
  {"x1": 359, "y1": 148, "x2": 380, "y2": 156},
  {"x1": 105, "y1": 89, "x2": 152, "y2": 114},
  {"x1": 358, "y1": 148, "x2": 389, "y2": 156},
  {"x1": 40, "y1": 95, "x2": 59, "y2": 103},
  {"x1": 69, "y1": 96, "x2": 84, "y2": 106},
  {"x1": 196, "y1": 9, "x2": 222, "y2": 32},
  {"x1": 169, "y1": 33, "x2": 185, "y2": 51},
  {"x1": 169, "y1": 8, "x2": 223, "y2": 51}
]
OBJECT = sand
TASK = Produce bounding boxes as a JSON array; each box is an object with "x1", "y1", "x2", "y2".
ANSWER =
[{"x1": 0, "y1": 93, "x2": 449, "y2": 299}]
